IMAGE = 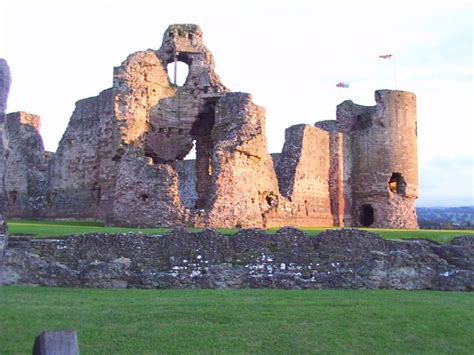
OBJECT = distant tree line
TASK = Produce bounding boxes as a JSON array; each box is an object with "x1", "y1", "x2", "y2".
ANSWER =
[{"x1": 417, "y1": 206, "x2": 474, "y2": 230}]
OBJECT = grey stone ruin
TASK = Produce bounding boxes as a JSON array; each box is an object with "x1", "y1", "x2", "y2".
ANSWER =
[
  {"x1": 32, "y1": 330, "x2": 80, "y2": 355},
  {"x1": 0, "y1": 58, "x2": 11, "y2": 283}
]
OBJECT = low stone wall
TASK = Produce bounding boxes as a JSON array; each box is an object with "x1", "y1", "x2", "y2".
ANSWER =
[{"x1": 3, "y1": 229, "x2": 473, "y2": 290}]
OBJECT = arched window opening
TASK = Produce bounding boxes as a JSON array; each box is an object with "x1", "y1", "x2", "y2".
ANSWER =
[
  {"x1": 388, "y1": 172, "x2": 407, "y2": 195},
  {"x1": 167, "y1": 60, "x2": 189, "y2": 86},
  {"x1": 359, "y1": 204, "x2": 374, "y2": 227}
]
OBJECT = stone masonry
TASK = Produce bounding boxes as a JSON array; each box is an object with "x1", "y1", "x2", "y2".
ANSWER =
[
  {"x1": 5, "y1": 112, "x2": 51, "y2": 218},
  {"x1": 333, "y1": 90, "x2": 419, "y2": 228},
  {"x1": 4, "y1": 229, "x2": 472, "y2": 290},
  {"x1": 4, "y1": 25, "x2": 419, "y2": 229},
  {"x1": 0, "y1": 59, "x2": 11, "y2": 283}
]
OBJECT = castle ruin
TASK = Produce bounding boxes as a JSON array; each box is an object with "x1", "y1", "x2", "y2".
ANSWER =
[{"x1": 3, "y1": 24, "x2": 419, "y2": 229}]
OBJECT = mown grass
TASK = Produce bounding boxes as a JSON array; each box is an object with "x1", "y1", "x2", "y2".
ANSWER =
[
  {"x1": 284, "y1": 227, "x2": 474, "y2": 244},
  {"x1": 7, "y1": 219, "x2": 473, "y2": 243},
  {"x1": 0, "y1": 287, "x2": 472, "y2": 354},
  {"x1": 8, "y1": 219, "x2": 170, "y2": 238}
]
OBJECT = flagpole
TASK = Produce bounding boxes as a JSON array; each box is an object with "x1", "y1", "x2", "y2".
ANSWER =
[{"x1": 393, "y1": 55, "x2": 398, "y2": 88}]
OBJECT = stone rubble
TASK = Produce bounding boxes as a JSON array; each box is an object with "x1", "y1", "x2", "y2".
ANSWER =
[{"x1": 3, "y1": 229, "x2": 472, "y2": 290}]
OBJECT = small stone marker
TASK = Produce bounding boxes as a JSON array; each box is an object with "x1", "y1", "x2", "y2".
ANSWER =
[{"x1": 32, "y1": 330, "x2": 79, "y2": 355}]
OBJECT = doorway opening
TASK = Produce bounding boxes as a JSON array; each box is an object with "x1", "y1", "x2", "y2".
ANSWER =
[{"x1": 359, "y1": 204, "x2": 374, "y2": 226}]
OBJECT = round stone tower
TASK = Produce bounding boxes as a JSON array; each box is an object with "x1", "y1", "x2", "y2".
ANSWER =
[{"x1": 337, "y1": 89, "x2": 419, "y2": 229}]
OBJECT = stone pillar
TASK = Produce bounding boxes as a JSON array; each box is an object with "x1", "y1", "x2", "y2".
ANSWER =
[
  {"x1": 195, "y1": 135, "x2": 213, "y2": 209},
  {"x1": 315, "y1": 120, "x2": 345, "y2": 227},
  {"x1": 0, "y1": 58, "x2": 11, "y2": 284},
  {"x1": 203, "y1": 93, "x2": 280, "y2": 228}
]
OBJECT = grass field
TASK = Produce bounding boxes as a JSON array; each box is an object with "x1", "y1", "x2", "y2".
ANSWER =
[
  {"x1": 0, "y1": 287, "x2": 473, "y2": 354},
  {"x1": 7, "y1": 219, "x2": 474, "y2": 243}
]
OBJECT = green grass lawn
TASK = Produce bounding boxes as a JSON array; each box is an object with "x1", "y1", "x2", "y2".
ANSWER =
[
  {"x1": 0, "y1": 287, "x2": 472, "y2": 354},
  {"x1": 7, "y1": 219, "x2": 474, "y2": 243}
]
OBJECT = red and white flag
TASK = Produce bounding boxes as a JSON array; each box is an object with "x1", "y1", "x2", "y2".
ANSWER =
[{"x1": 379, "y1": 54, "x2": 393, "y2": 59}]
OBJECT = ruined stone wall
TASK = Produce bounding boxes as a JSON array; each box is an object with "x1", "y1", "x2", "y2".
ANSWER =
[
  {"x1": 108, "y1": 148, "x2": 186, "y2": 227},
  {"x1": 2, "y1": 25, "x2": 419, "y2": 230},
  {"x1": 267, "y1": 124, "x2": 333, "y2": 227},
  {"x1": 202, "y1": 93, "x2": 280, "y2": 228},
  {"x1": 104, "y1": 50, "x2": 178, "y2": 222},
  {"x1": 0, "y1": 59, "x2": 11, "y2": 281},
  {"x1": 315, "y1": 120, "x2": 344, "y2": 226},
  {"x1": 106, "y1": 25, "x2": 229, "y2": 226},
  {"x1": 337, "y1": 90, "x2": 418, "y2": 228},
  {"x1": 48, "y1": 89, "x2": 115, "y2": 218},
  {"x1": 4, "y1": 229, "x2": 473, "y2": 290},
  {"x1": 5, "y1": 112, "x2": 51, "y2": 218}
]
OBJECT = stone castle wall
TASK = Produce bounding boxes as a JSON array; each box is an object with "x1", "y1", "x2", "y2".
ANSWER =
[
  {"x1": 5, "y1": 112, "x2": 51, "y2": 218},
  {"x1": 2, "y1": 25, "x2": 419, "y2": 229},
  {"x1": 0, "y1": 59, "x2": 11, "y2": 278},
  {"x1": 268, "y1": 124, "x2": 333, "y2": 227},
  {"x1": 201, "y1": 93, "x2": 280, "y2": 228},
  {"x1": 47, "y1": 89, "x2": 116, "y2": 219},
  {"x1": 4, "y1": 229, "x2": 473, "y2": 290}
]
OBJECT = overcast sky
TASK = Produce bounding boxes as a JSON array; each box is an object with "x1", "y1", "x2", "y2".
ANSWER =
[{"x1": 0, "y1": 0, "x2": 472, "y2": 207}]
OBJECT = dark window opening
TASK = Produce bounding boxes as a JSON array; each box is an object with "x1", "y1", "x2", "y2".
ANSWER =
[
  {"x1": 266, "y1": 196, "x2": 273, "y2": 206},
  {"x1": 144, "y1": 151, "x2": 164, "y2": 165},
  {"x1": 264, "y1": 194, "x2": 278, "y2": 208},
  {"x1": 112, "y1": 147, "x2": 125, "y2": 162},
  {"x1": 359, "y1": 204, "x2": 374, "y2": 226},
  {"x1": 352, "y1": 113, "x2": 373, "y2": 130},
  {"x1": 191, "y1": 99, "x2": 217, "y2": 137},
  {"x1": 9, "y1": 190, "x2": 18, "y2": 203},
  {"x1": 91, "y1": 183, "x2": 101, "y2": 202},
  {"x1": 47, "y1": 191, "x2": 57, "y2": 205},
  {"x1": 388, "y1": 172, "x2": 407, "y2": 195},
  {"x1": 167, "y1": 60, "x2": 190, "y2": 86}
]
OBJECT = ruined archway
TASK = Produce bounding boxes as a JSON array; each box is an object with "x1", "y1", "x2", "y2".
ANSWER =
[
  {"x1": 190, "y1": 98, "x2": 218, "y2": 209},
  {"x1": 359, "y1": 204, "x2": 374, "y2": 226}
]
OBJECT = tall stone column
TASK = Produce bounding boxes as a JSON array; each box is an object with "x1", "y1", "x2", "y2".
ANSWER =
[{"x1": 0, "y1": 59, "x2": 11, "y2": 283}]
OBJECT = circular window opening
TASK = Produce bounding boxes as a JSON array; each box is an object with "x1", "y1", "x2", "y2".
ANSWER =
[
  {"x1": 359, "y1": 204, "x2": 374, "y2": 226},
  {"x1": 167, "y1": 61, "x2": 190, "y2": 86}
]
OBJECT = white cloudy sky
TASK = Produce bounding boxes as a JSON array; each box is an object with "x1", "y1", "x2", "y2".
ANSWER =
[{"x1": 0, "y1": 0, "x2": 472, "y2": 207}]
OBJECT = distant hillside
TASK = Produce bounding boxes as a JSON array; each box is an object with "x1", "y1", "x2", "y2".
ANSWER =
[{"x1": 417, "y1": 206, "x2": 474, "y2": 229}]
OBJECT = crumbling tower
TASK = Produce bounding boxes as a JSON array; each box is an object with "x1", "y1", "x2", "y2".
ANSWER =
[{"x1": 336, "y1": 90, "x2": 418, "y2": 228}]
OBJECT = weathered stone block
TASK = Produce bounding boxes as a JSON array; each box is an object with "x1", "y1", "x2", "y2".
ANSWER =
[{"x1": 32, "y1": 330, "x2": 79, "y2": 355}]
